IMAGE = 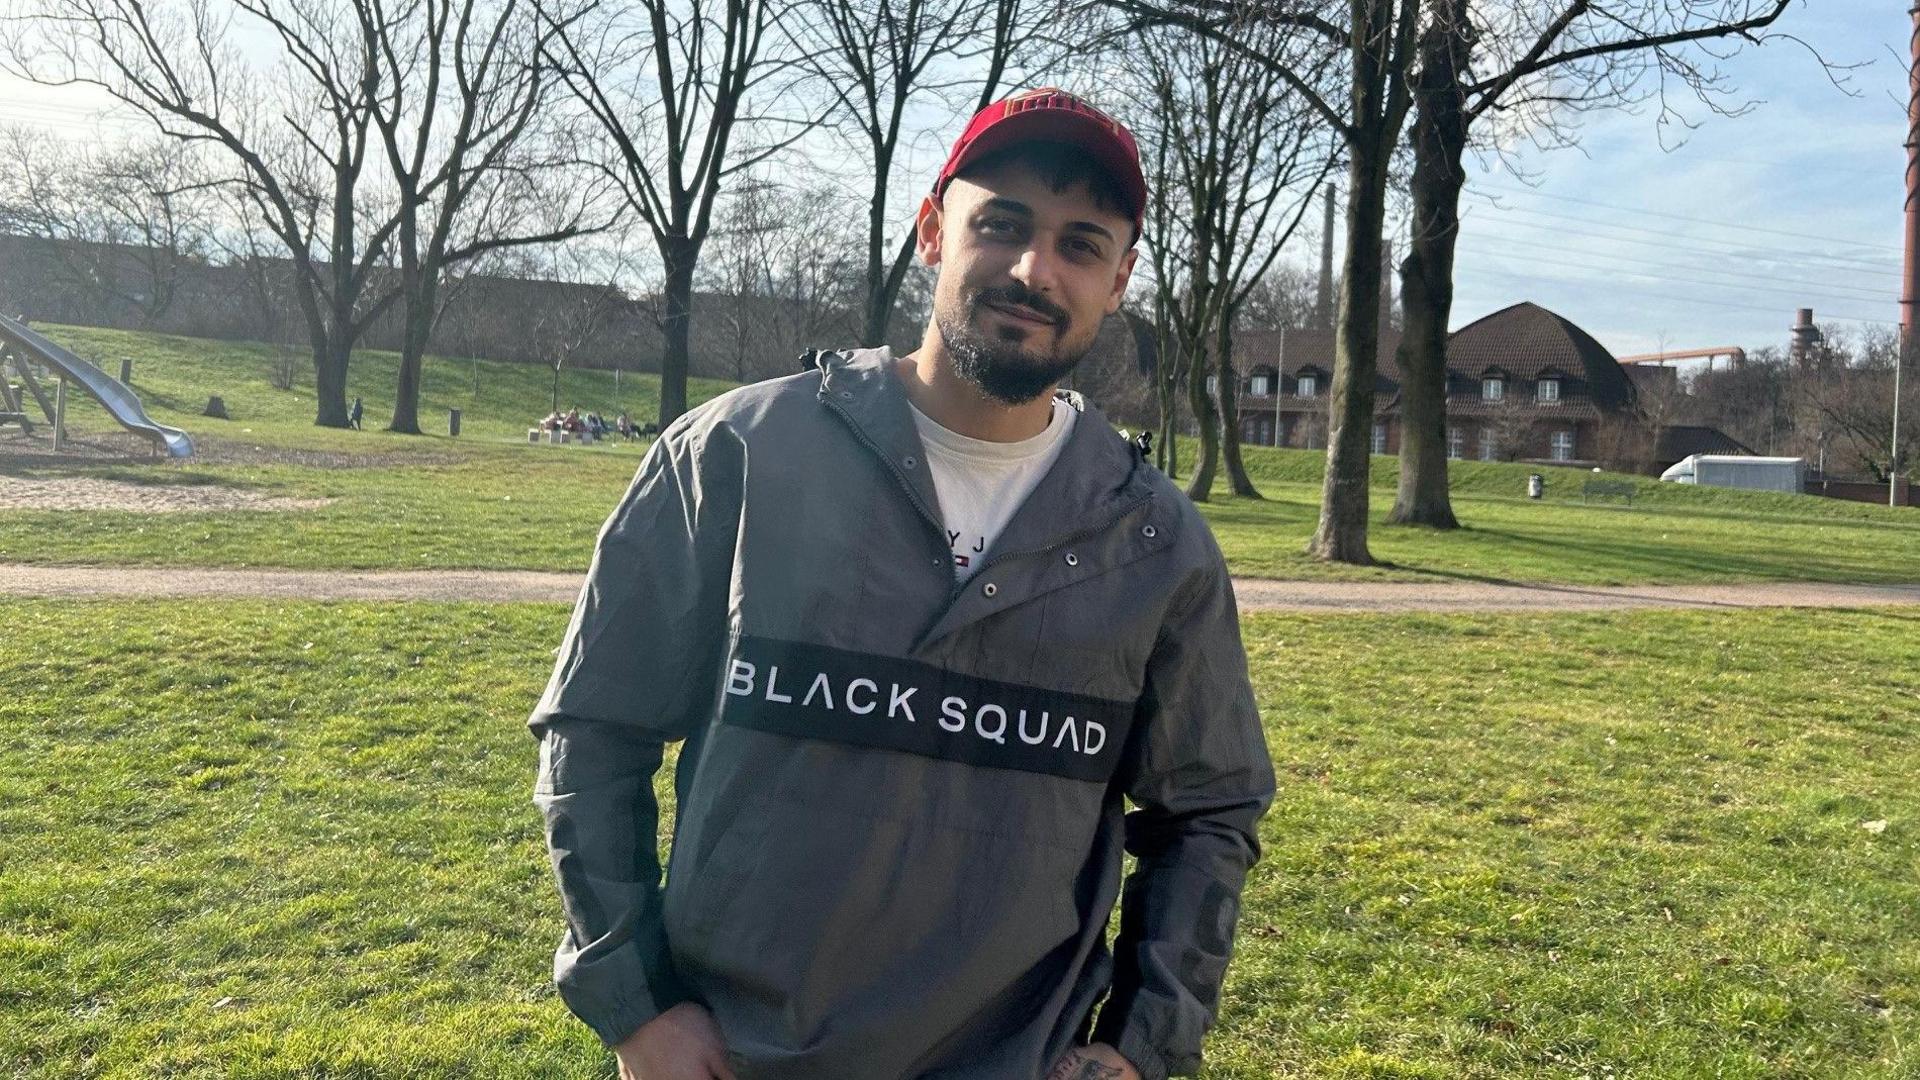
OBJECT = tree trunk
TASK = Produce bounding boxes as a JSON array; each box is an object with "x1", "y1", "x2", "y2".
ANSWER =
[
  {"x1": 1216, "y1": 320, "x2": 1261, "y2": 497},
  {"x1": 1153, "y1": 307, "x2": 1181, "y2": 476},
  {"x1": 1388, "y1": 0, "x2": 1469, "y2": 529},
  {"x1": 658, "y1": 234, "x2": 699, "y2": 427},
  {"x1": 1307, "y1": 144, "x2": 1390, "y2": 564},
  {"x1": 1184, "y1": 340, "x2": 1220, "y2": 500},
  {"x1": 389, "y1": 273, "x2": 436, "y2": 435},
  {"x1": 862, "y1": 188, "x2": 890, "y2": 348},
  {"x1": 313, "y1": 334, "x2": 352, "y2": 429}
]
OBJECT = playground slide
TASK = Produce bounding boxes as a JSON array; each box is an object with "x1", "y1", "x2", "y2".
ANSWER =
[{"x1": 0, "y1": 312, "x2": 193, "y2": 458}]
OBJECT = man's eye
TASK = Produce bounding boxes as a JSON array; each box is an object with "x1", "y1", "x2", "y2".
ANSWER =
[
  {"x1": 1068, "y1": 239, "x2": 1101, "y2": 258},
  {"x1": 981, "y1": 218, "x2": 1017, "y2": 235}
]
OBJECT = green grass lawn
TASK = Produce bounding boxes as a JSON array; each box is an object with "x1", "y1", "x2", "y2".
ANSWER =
[
  {"x1": 4, "y1": 600, "x2": 1915, "y2": 1077},
  {"x1": 3, "y1": 323, "x2": 1917, "y2": 584}
]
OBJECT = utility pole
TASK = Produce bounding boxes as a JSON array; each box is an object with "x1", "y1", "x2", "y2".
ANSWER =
[{"x1": 1275, "y1": 325, "x2": 1286, "y2": 446}]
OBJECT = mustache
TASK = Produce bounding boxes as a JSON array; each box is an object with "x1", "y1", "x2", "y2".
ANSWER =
[{"x1": 972, "y1": 284, "x2": 1069, "y2": 326}]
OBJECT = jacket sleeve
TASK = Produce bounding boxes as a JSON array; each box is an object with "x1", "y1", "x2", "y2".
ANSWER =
[
  {"x1": 1092, "y1": 545, "x2": 1275, "y2": 1080},
  {"x1": 528, "y1": 416, "x2": 743, "y2": 1047}
]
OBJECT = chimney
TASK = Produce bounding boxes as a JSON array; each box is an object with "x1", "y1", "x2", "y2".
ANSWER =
[
  {"x1": 1790, "y1": 307, "x2": 1823, "y2": 367},
  {"x1": 1379, "y1": 238, "x2": 1395, "y2": 335},
  {"x1": 1315, "y1": 188, "x2": 1334, "y2": 331}
]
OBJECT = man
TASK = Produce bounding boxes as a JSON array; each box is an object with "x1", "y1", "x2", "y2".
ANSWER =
[{"x1": 531, "y1": 88, "x2": 1273, "y2": 1080}]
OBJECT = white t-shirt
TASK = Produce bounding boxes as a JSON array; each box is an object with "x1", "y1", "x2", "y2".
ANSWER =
[{"x1": 908, "y1": 394, "x2": 1078, "y2": 583}]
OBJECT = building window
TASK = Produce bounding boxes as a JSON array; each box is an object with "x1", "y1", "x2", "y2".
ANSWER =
[
  {"x1": 1372, "y1": 422, "x2": 1387, "y2": 454},
  {"x1": 1250, "y1": 373, "x2": 1270, "y2": 397},
  {"x1": 1537, "y1": 378, "x2": 1560, "y2": 403},
  {"x1": 1296, "y1": 374, "x2": 1317, "y2": 398},
  {"x1": 1482, "y1": 376, "x2": 1504, "y2": 402},
  {"x1": 1551, "y1": 429, "x2": 1575, "y2": 461},
  {"x1": 1206, "y1": 374, "x2": 1218, "y2": 395},
  {"x1": 1447, "y1": 426, "x2": 1463, "y2": 459},
  {"x1": 1479, "y1": 428, "x2": 1497, "y2": 461}
]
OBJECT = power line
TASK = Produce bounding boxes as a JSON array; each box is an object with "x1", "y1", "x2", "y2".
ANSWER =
[
  {"x1": 1461, "y1": 265, "x2": 1898, "y2": 327},
  {"x1": 1461, "y1": 198, "x2": 1905, "y2": 279},
  {"x1": 1471, "y1": 183, "x2": 1908, "y2": 256},
  {"x1": 1465, "y1": 233, "x2": 1900, "y2": 308}
]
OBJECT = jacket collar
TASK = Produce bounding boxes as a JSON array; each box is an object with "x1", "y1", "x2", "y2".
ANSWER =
[
  {"x1": 816, "y1": 345, "x2": 1176, "y2": 654},
  {"x1": 815, "y1": 346, "x2": 1156, "y2": 555}
]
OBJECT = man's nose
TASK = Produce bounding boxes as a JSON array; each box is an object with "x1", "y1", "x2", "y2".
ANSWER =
[{"x1": 1010, "y1": 242, "x2": 1061, "y2": 298}]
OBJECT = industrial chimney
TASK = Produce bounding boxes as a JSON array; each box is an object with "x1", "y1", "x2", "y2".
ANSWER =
[
  {"x1": 1315, "y1": 188, "x2": 1334, "y2": 331},
  {"x1": 1379, "y1": 239, "x2": 1396, "y2": 336},
  {"x1": 1790, "y1": 307, "x2": 1823, "y2": 367}
]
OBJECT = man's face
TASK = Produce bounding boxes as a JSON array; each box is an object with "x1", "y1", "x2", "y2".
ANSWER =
[{"x1": 916, "y1": 159, "x2": 1138, "y2": 405}]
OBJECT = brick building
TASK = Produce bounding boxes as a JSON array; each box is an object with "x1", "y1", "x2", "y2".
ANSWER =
[{"x1": 1234, "y1": 301, "x2": 1642, "y2": 467}]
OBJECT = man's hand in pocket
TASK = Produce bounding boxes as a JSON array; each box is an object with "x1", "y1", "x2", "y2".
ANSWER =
[
  {"x1": 614, "y1": 1002, "x2": 735, "y2": 1080},
  {"x1": 1043, "y1": 1043, "x2": 1142, "y2": 1080}
]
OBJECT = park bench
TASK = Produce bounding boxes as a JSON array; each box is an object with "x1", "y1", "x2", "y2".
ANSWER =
[{"x1": 1582, "y1": 477, "x2": 1637, "y2": 506}]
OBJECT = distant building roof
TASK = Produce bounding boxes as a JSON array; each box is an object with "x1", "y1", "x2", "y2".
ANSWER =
[
  {"x1": 1655, "y1": 424, "x2": 1754, "y2": 462},
  {"x1": 1447, "y1": 302, "x2": 1635, "y2": 410},
  {"x1": 1233, "y1": 301, "x2": 1636, "y2": 412}
]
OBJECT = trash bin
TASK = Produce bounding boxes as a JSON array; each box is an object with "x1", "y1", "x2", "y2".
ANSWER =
[
  {"x1": 1527, "y1": 473, "x2": 1544, "y2": 500},
  {"x1": 448, "y1": 408, "x2": 461, "y2": 437}
]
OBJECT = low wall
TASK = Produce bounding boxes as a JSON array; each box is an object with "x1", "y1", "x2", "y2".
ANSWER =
[{"x1": 1810, "y1": 477, "x2": 1910, "y2": 507}]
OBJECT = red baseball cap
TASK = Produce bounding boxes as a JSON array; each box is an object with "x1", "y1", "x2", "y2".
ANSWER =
[{"x1": 934, "y1": 88, "x2": 1147, "y2": 237}]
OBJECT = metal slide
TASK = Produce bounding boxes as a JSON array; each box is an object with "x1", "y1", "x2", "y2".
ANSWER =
[{"x1": 0, "y1": 312, "x2": 193, "y2": 458}]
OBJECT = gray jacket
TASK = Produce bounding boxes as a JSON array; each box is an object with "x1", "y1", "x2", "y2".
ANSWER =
[{"x1": 530, "y1": 347, "x2": 1274, "y2": 1080}]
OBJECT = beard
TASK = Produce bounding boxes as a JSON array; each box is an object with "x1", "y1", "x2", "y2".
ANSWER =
[{"x1": 935, "y1": 281, "x2": 1089, "y2": 405}]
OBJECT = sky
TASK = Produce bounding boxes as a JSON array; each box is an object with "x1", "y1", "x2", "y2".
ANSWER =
[
  {"x1": 0, "y1": 0, "x2": 1907, "y2": 369},
  {"x1": 1448, "y1": 0, "x2": 1909, "y2": 363}
]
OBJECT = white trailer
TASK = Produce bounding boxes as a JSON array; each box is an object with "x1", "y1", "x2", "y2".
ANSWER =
[{"x1": 1658, "y1": 454, "x2": 1805, "y2": 493}]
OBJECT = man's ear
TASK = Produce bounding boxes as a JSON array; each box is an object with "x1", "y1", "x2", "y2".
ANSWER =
[
  {"x1": 1104, "y1": 248, "x2": 1139, "y2": 315},
  {"x1": 915, "y1": 194, "x2": 944, "y2": 267}
]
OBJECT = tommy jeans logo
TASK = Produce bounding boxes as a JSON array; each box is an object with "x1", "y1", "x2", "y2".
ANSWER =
[{"x1": 719, "y1": 636, "x2": 1134, "y2": 783}]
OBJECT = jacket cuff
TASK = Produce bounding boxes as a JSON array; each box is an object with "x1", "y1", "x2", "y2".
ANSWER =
[
  {"x1": 553, "y1": 932, "x2": 692, "y2": 1048},
  {"x1": 1093, "y1": 1002, "x2": 1175, "y2": 1080}
]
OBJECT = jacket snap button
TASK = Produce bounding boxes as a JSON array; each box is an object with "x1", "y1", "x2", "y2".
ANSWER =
[
  {"x1": 839, "y1": 390, "x2": 854, "y2": 399},
  {"x1": 932, "y1": 557, "x2": 944, "y2": 568},
  {"x1": 1064, "y1": 552, "x2": 1079, "y2": 567},
  {"x1": 902, "y1": 455, "x2": 917, "y2": 468},
  {"x1": 1142, "y1": 524, "x2": 1158, "y2": 538},
  {"x1": 982, "y1": 582, "x2": 998, "y2": 597}
]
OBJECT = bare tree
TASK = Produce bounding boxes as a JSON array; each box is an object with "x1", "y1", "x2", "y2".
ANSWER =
[
  {"x1": 1797, "y1": 327, "x2": 1918, "y2": 481},
  {"x1": 526, "y1": 239, "x2": 635, "y2": 412},
  {"x1": 1125, "y1": 22, "x2": 1333, "y2": 501},
  {"x1": 0, "y1": 127, "x2": 218, "y2": 326},
  {"x1": 1388, "y1": 0, "x2": 1802, "y2": 528},
  {"x1": 366, "y1": 0, "x2": 607, "y2": 434},
  {"x1": 539, "y1": 0, "x2": 811, "y2": 428},
  {"x1": 1101, "y1": 0, "x2": 1422, "y2": 561},
  {"x1": 3, "y1": 0, "x2": 418, "y2": 427},
  {"x1": 1233, "y1": 261, "x2": 1320, "y2": 334},
  {"x1": 784, "y1": 0, "x2": 1038, "y2": 348}
]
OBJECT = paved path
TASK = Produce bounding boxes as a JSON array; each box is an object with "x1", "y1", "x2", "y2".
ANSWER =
[{"x1": 4, "y1": 563, "x2": 1918, "y2": 613}]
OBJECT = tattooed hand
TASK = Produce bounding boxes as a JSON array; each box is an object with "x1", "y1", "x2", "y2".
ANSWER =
[{"x1": 1043, "y1": 1043, "x2": 1141, "y2": 1080}]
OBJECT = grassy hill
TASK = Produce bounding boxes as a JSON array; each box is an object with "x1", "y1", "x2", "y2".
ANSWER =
[
  {"x1": 2, "y1": 324, "x2": 1916, "y2": 583},
  {"x1": 32, "y1": 324, "x2": 737, "y2": 446}
]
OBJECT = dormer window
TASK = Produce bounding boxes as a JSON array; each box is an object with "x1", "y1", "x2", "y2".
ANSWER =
[
  {"x1": 1482, "y1": 376, "x2": 1505, "y2": 402},
  {"x1": 1250, "y1": 372, "x2": 1271, "y2": 396},
  {"x1": 1537, "y1": 377, "x2": 1561, "y2": 403},
  {"x1": 1297, "y1": 374, "x2": 1318, "y2": 398}
]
